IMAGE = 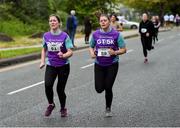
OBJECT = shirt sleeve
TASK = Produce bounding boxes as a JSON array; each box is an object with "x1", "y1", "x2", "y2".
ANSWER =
[
  {"x1": 65, "y1": 36, "x2": 73, "y2": 49},
  {"x1": 90, "y1": 35, "x2": 95, "y2": 48},
  {"x1": 42, "y1": 37, "x2": 47, "y2": 49},
  {"x1": 117, "y1": 34, "x2": 126, "y2": 48}
]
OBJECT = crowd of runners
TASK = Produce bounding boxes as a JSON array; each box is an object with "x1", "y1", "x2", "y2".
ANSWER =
[{"x1": 39, "y1": 10, "x2": 179, "y2": 118}]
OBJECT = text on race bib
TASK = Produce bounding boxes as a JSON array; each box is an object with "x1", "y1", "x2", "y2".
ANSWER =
[
  {"x1": 47, "y1": 43, "x2": 61, "y2": 52},
  {"x1": 97, "y1": 48, "x2": 110, "y2": 57},
  {"x1": 141, "y1": 28, "x2": 147, "y2": 33}
]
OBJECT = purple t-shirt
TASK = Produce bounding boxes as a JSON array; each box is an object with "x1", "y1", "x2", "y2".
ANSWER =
[
  {"x1": 43, "y1": 31, "x2": 71, "y2": 67},
  {"x1": 92, "y1": 29, "x2": 119, "y2": 66}
]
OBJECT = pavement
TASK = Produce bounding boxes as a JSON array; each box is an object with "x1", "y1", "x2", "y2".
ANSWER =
[{"x1": 0, "y1": 28, "x2": 168, "y2": 68}]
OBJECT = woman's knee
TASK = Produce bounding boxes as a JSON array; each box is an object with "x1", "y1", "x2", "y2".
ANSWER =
[{"x1": 95, "y1": 86, "x2": 104, "y2": 93}]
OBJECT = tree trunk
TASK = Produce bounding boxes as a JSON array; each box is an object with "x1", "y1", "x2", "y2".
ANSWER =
[{"x1": 159, "y1": 2, "x2": 165, "y2": 27}]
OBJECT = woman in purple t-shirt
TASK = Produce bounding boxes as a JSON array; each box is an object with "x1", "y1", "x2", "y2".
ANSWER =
[
  {"x1": 40, "y1": 14, "x2": 73, "y2": 117},
  {"x1": 89, "y1": 14, "x2": 126, "y2": 117}
]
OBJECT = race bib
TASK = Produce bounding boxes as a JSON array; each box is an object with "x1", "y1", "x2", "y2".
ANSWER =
[
  {"x1": 141, "y1": 28, "x2": 147, "y2": 33},
  {"x1": 97, "y1": 48, "x2": 110, "y2": 57},
  {"x1": 47, "y1": 43, "x2": 61, "y2": 52}
]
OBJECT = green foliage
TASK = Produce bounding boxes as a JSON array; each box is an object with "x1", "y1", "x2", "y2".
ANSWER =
[
  {"x1": 9, "y1": 0, "x2": 50, "y2": 22},
  {"x1": 0, "y1": 0, "x2": 113, "y2": 38},
  {"x1": 56, "y1": 10, "x2": 69, "y2": 29},
  {"x1": 69, "y1": 0, "x2": 118, "y2": 29},
  {"x1": 0, "y1": 0, "x2": 50, "y2": 36},
  {"x1": 3, "y1": 0, "x2": 169, "y2": 37},
  {"x1": 0, "y1": 3, "x2": 14, "y2": 20},
  {"x1": 0, "y1": 19, "x2": 48, "y2": 36},
  {"x1": 120, "y1": 0, "x2": 180, "y2": 15},
  {"x1": 48, "y1": 0, "x2": 68, "y2": 12}
]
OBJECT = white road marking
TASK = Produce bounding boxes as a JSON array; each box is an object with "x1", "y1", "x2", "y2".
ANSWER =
[
  {"x1": 126, "y1": 49, "x2": 134, "y2": 53},
  {"x1": 81, "y1": 63, "x2": 94, "y2": 69},
  {"x1": 6, "y1": 49, "x2": 134, "y2": 95},
  {"x1": 7, "y1": 81, "x2": 44, "y2": 95},
  {"x1": 81, "y1": 49, "x2": 134, "y2": 69}
]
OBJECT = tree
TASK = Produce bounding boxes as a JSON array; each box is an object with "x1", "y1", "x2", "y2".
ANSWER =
[
  {"x1": 119, "y1": 0, "x2": 180, "y2": 24},
  {"x1": 4, "y1": 0, "x2": 50, "y2": 23},
  {"x1": 0, "y1": 0, "x2": 123, "y2": 35}
]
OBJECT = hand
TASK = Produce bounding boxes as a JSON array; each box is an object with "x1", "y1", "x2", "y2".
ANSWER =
[
  {"x1": 57, "y1": 51, "x2": 64, "y2": 58},
  {"x1": 39, "y1": 62, "x2": 45, "y2": 69},
  {"x1": 108, "y1": 48, "x2": 116, "y2": 56},
  {"x1": 91, "y1": 52, "x2": 96, "y2": 59},
  {"x1": 146, "y1": 33, "x2": 149, "y2": 37},
  {"x1": 91, "y1": 49, "x2": 97, "y2": 59}
]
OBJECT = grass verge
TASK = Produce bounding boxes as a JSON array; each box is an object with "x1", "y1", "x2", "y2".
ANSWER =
[
  {"x1": 0, "y1": 47, "x2": 41, "y2": 59},
  {"x1": 0, "y1": 36, "x2": 42, "y2": 48}
]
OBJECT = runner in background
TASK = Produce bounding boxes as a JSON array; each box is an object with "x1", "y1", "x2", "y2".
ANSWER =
[
  {"x1": 110, "y1": 13, "x2": 123, "y2": 32},
  {"x1": 139, "y1": 13, "x2": 155, "y2": 63},
  {"x1": 151, "y1": 16, "x2": 161, "y2": 44},
  {"x1": 174, "y1": 14, "x2": 180, "y2": 29}
]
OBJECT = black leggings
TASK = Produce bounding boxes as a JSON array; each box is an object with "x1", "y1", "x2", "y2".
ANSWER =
[
  {"x1": 45, "y1": 64, "x2": 70, "y2": 109},
  {"x1": 85, "y1": 32, "x2": 90, "y2": 42},
  {"x1": 141, "y1": 36, "x2": 152, "y2": 57},
  {"x1": 94, "y1": 62, "x2": 119, "y2": 109},
  {"x1": 153, "y1": 29, "x2": 159, "y2": 43}
]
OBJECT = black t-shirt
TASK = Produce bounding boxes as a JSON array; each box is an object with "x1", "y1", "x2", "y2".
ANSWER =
[{"x1": 139, "y1": 20, "x2": 155, "y2": 37}]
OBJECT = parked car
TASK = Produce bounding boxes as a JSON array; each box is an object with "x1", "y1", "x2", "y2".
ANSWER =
[{"x1": 117, "y1": 17, "x2": 139, "y2": 29}]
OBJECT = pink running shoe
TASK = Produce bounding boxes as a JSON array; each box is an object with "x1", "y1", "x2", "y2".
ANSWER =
[
  {"x1": 60, "y1": 108, "x2": 67, "y2": 117},
  {"x1": 44, "y1": 104, "x2": 55, "y2": 117},
  {"x1": 144, "y1": 58, "x2": 148, "y2": 63}
]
